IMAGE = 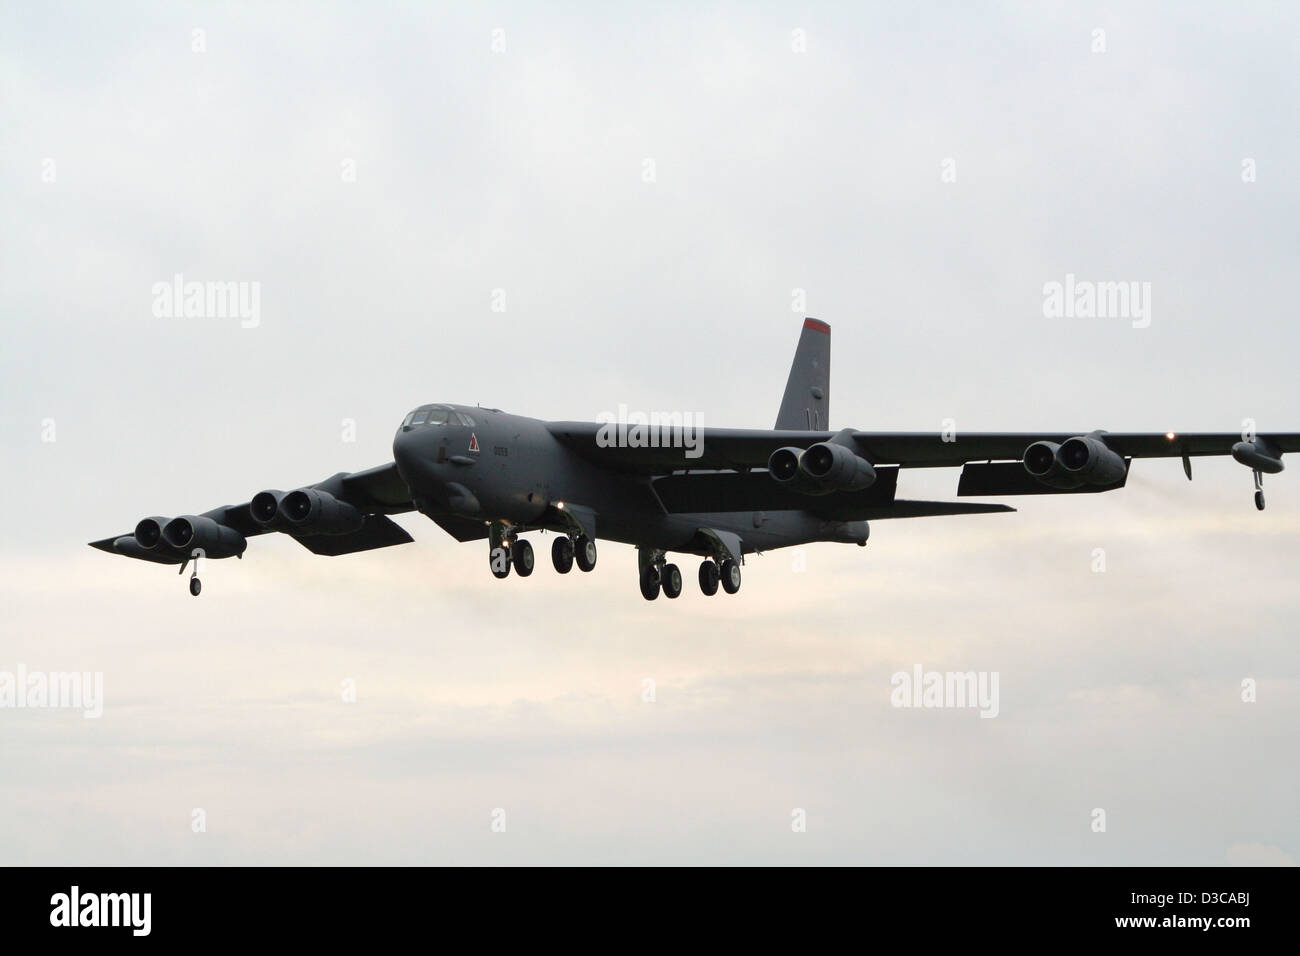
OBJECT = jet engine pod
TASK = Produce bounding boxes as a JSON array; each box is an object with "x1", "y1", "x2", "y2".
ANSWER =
[
  {"x1": 767, "y1": 447, "x2": 805, "y2": 484},
  {"x1": 1023, "y1": 442, "x2": 1060, "y2": 479},
  {"x1": 250, "y1": 489, "x2": 287, "y2": 528},
  {"x1": 799, "y1": 441, "x2": 877, "y2": 491},
  {"x1": 279, "y1": 488, "x2": 365, "y2": 535},
  {"x1": 133, "y1": 516, "x2": 171, "y2": 550},
  {"x1": 161, "y1": 515, "x2": 247, "y2": 559},
  {"x1": 1231, "y1": 440, "x2": 1284, "y2": 474},
  {"x1": 1058, "y1": 435, "x2": 1127, "y2": 485}
]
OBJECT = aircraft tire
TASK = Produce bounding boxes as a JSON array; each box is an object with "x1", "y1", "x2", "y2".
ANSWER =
[
  {"x1": 639, "y1": 564, "x2": 661, "y2": 601},
  {"x1": 661, "y1": 563, "x2": 682, "y2": 599},
  {"x1": 698, "y1": 560, "x2": 719, "y2": 596},
  {"x1": 575, "y1": 535, "x2": 597, "y2": 572},
  {"x1": 512, "y1": 539, "x2": 535, "y2": 576},
  {"x1": 720, "y1": 559, "x2": 741, "y2": 594},
  {"x1": 552, "y1": 536, "x2": 574, "y2": 573}
]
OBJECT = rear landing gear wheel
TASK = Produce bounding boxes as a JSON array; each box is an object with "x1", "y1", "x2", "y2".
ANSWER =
[
  {"x1": 720, "y1": 559, "x2": 742, "y2": 594},
  {"x1": 552, "y1": 536, "x2": 574, "y2": 573},
  {"x1": 575, "y1": 535, "x2": 597, "y2": 572},
  {"x1": 639, "y1": 564, "x2": 661, "y2": 601},
  {"x1": 189, "y1": 577, "x2": 202, "y2": 597},
  {"x1": 512, "y1": 539, "x2": 534, "y2": 576},
  {"x1": 661, "y1": 563, "x2": 682, "y2": 599},
  {"x1": 698, "y1": 560, "x2": 719, "y2": 596},
  {"x1": 490, "y1": 546, "x2": 511, "y2": 579}
]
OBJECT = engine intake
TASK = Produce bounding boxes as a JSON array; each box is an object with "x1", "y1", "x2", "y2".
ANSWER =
[
  {"x1": 133, "y1": 516, "x2": 170, "y2": 550},
  {"x1": 768, "y1": 447, "x2": 804, "y2": 484},
  {"x1": 278, "y1": 488, "x2": 365, "y2": 535},
  {"x1": 161, "y1": 515, "x2": 247, "y2": 559},
  {"x1": 250, "y1": 489, "x2": 287, "y2": 528}
]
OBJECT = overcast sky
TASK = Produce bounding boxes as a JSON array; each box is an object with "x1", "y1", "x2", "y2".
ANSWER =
[{"x1": 2, "y1": 1, "x2": 1297, "y2": 864}]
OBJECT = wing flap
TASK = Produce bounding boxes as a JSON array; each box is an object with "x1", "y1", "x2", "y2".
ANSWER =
[
  {"x1": 290, "y1": 514, "x2": 413, "y2": 556},
  {"x1": 957, "y1": 460, "x2": 1129, "y2": 496}
]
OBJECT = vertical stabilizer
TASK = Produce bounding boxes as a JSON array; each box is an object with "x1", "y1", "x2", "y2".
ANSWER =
[{"x1": 775, "y1": 318, "x2": 830, "y2": 430}]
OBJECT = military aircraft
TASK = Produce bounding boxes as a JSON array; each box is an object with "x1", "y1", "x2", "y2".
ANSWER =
[{"x1": 91, "y1": 319, "x2": 1296, "y2": 600}]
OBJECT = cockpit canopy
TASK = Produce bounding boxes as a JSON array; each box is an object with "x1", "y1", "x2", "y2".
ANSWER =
[{"x1": 401, "y1": 404, "x2": 477, "y2": 429}]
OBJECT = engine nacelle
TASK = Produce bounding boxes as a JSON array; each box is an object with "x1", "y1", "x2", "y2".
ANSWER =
[
  {"x1": 1024, "y1": 437, "x2": 1125, "y2": 488},
  {"x1": 800, "y1": 441, "x2": 877, "y2": 491},
  {"x1": 161, "y1": 515, "x2": 247, "y2": 559},
  {"x1": 250, "y1": 489, "x2": 288, "y2": 529},
  {"x1": 1023, "y1": 441, "x2": 1081, "y2": 489},
  {"x1": 1231, "y1": 440, "x2": 1284, "y2": 474},
  {"x1": 1057, "y1": 435, "x2": 1127, "y2": 485},
  {"x1": 278, "y1": 488, "x2": 365, "y2": 535},
  {"x1": 133, "y1": 516, "x2": 171, "y2": 550},
  {"x1": 767, "y1": 447, "x2": 805, "y2": 484}
]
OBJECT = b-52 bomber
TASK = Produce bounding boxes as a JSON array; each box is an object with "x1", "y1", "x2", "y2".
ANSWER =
[{"x1": 91, "y1": 319, "x2": 1296, "y2": 600}]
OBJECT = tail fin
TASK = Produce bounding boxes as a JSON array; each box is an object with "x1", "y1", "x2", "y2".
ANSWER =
[{"x1": 775, "y1": 318, "x2": 830, "y2": 430}]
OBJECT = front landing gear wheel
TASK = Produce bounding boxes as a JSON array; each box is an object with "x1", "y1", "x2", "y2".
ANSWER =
[
  {"x1": 661, "y1": 563, "x2": 682, "y2": 599},
  {"x1": 720, "y1": 559, "x2": 742, "y2": 594},
  {"x1": 490, "y1": 546, "x2": 511, "y2": 579},
  {"x1": 512, "y1": 539, "x2": 534, "y2": 576},
  {"x1": 698, "y1": 560, "x2": 719, "y2": 596},
  {"x1": 1256, "y1": 490, "x2": 1266, "y2": 511},
  {"x1": 189, "y1": 577, "x2": 202, "y2": 597},
  {"x1": 575, "y1": 535, "x2": 597, "y2": 572},
  {"x1": 552, "y1": 536, "x2": 574, "y2": 573},
  {"x1": 639, "y1": 564, "x2": 661, "y2": 601}
]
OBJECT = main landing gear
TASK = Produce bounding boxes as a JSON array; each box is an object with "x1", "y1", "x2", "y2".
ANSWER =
[
  {"x1": 638, "y1": 549, "x2": 740, "y2": 601},
  {"x1": 696, "y1": 557, "x2": 740, "y2": 597},
  {"x1": 489, "y1": 524, "x2": 596, "y2": 580},
  {"x1": 1254, "y1": 469, "x2": 1266, "y2": 511}
]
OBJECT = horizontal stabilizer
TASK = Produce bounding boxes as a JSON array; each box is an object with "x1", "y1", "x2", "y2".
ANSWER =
[{"x1": 866, "y1": 499, "x2": 1016, "y2": 519}]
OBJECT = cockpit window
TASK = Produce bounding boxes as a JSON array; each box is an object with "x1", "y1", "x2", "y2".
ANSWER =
[
  {"x1": 410, "y1": 410, "x2": 428, "y2": 425},
  {"x1": 427, "y1": 409, "x2": 450, "y2": 425},
  {"x1": 456, "y1": 412, "x2": 475, "y2": 426},
  {"x1": 401, "y1": 412, "x2": 415, "y2": 427}
]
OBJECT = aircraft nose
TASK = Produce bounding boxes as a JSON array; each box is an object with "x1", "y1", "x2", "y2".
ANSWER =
[{"x1": 392, "y1": 425, "x2": 436, "y2": 489}]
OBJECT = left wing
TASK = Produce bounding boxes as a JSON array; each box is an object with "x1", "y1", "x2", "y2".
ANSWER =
[
  {"x1": 549, "y1": 422, "x2": 1300, "y2": 471},
  {"x1": 548, "y1": 422, "x2": 1295, "y2": 507}
]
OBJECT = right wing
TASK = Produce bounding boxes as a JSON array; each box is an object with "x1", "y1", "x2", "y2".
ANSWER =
[{"x1": 90, "y1": 461, "x2": 416, "y2": 564}]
